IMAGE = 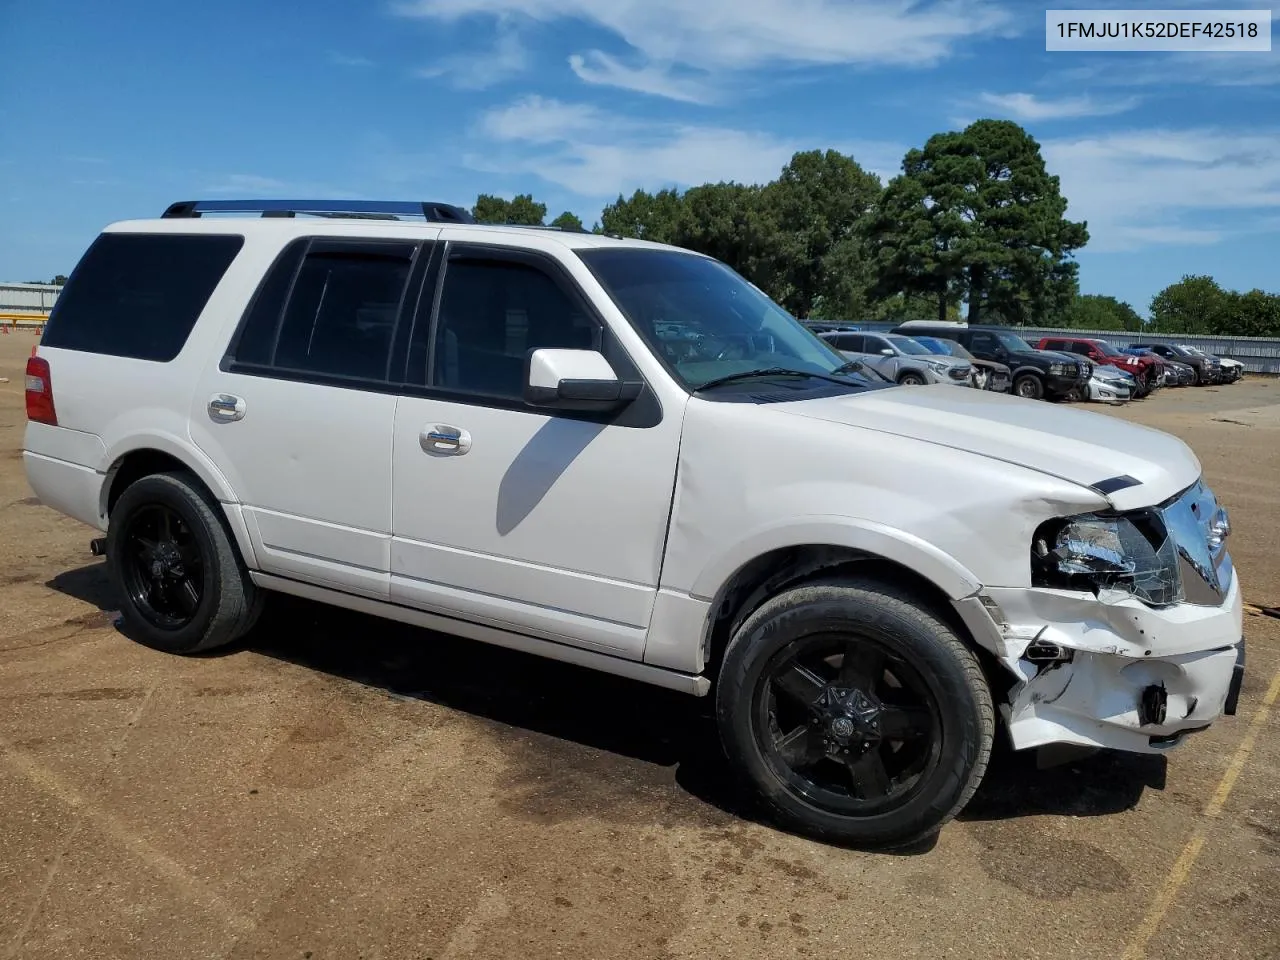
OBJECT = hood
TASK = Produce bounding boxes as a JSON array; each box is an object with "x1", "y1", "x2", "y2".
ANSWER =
[{"x1": 774, "y1": 386, "x2": 1200, "y2": 511}]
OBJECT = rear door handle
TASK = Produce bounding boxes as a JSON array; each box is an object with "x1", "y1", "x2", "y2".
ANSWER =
[
  {"x1": 208, "y1": 394, "x2": 246, "y2": 422},
  {"x1": 421, "y1": 424, "x2": 472, "y2": 455}
]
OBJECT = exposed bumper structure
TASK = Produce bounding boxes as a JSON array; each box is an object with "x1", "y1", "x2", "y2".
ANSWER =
[{"x1": 971, "y1": 571, "x2": 1244, "y2": 754}]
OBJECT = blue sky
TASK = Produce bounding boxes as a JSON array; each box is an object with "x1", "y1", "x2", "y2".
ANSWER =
[{"x1": 1, "y1": 0, "x2": 1277, "y2": 317}]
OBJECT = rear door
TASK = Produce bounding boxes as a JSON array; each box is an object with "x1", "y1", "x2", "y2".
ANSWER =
[{"x1": 190, "y1": 233, "x2": 439, "y2": 598}]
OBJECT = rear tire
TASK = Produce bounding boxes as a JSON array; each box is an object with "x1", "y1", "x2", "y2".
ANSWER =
[
  {"x1": 715, "y1": 578, "x2": 994, "y2": 850},
  {"x1": 106, "y1": 471, "x2": 263, "y2": 655},
  {"x1": 1014, "y1": 374, "x2": 1045, "y2": 400}
]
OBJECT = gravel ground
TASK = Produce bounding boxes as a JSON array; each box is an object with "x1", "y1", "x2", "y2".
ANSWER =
[{"x1": 2, "y1": 332, "x2": 1278, "y2": 960}]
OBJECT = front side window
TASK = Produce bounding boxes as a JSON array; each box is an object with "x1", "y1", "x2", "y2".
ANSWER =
[
  {"x1": 430, "y1": 256, "x2": 599, "y2": 399},
  {"x1": 577, "y1": 248, "x2": 867, "y2": 392}
]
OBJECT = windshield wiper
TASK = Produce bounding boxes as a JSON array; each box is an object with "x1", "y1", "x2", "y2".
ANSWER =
[{"x1": 695, "y1": 366, "x2": 878, "y2": 392}]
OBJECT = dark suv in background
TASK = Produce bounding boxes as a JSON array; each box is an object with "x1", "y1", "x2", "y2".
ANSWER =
[
  {"x1": 892, "y1": 322, "x2": 1091, "y2": 401},
  {"x1": 1129, "y1": 343, "x2": 1221, "y2": 385}
]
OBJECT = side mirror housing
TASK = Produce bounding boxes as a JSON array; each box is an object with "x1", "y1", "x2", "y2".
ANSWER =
[
  {"x1": 523, "y1": 348, "x2": 642, "y2": 411},
  {"x1": 880, "y1": 348, "x2": 895, "y2": 356}
]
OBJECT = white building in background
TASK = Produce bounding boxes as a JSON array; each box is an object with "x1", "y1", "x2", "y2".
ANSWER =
[{"x1": 0, "y1": 282, "x2": 62, "y2": 315}]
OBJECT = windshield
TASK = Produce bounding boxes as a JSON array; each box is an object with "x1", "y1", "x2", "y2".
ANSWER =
[
  {"x1": 886, "y1": 335, "x2": 932, "y2": 356},
  {"x1": 1095, "y1": 340, "x2": 1124, "y2": 357},
  {"x1": 995, "y1": 332, "x2": 1034, "y2": 352},
  {"x1": 577, "y1": 248, "x2": 871, "y2": 390},
  {"x1": 1180, "y1": 345, "x2": 1206, "y2": 356}
]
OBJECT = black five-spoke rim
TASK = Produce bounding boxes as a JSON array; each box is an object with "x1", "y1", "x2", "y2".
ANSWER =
[
  {"x1": 119, "y1": 504, "x2": 205, "y2": 630},
  {"x1": 754, "y1": 633, "x2": 941, "y2": 817}
]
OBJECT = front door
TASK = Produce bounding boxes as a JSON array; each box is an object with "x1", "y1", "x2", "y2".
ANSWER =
[
  {"x1": 191, "y1": 234, "x2": 438, "y2": 598},
  {"x1": 389, "y1": 241, "x2": 685, "y2": 658}
]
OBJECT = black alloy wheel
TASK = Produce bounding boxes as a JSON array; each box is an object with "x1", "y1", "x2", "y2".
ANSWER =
[
  {"x1": 107, "y1": 471, "x2": 263, "y2": 654},
  {"x1": 755, "y1": 634, "x2": 939, "y2": 818},
  {"x1": 119, "y1": 503, "x2": 205, "y2": 630},
  {"x1": 715, "y1": 579, "x2": 994, "y2": 849}
]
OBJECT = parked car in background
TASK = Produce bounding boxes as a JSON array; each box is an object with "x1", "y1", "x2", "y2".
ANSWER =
[
  {"x1": 1178, "y1": 344, "x2": 1243, "y2": 383},
  {"x1": 910, "y1": 335, "x2": 1012, "y2": 393},
  {"x1": 1034, "y1": 336, "x2": 1162, "y2": 397},
  {"x1": 1081, "y1": 365, "x2": 1137, "y2": 404},
  {"x1": 820, "y1": 331, "x2": 973, "y2": 386},
  {"x1": 1125, "y1": 347, "x2": 1193, "y2": 386},
  {"x1": 1129, "y1": 342, "x2": 1220, "y2": 385},
  {"x1": 892, "y1": 321, "x2": 1091, "y2": 401},
  {"x1": 805, "y1": 322, "x2": 860, "y2": 335}
]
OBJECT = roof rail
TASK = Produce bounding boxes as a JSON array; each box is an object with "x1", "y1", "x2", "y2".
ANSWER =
[{"x1": 160, "y1": 199, "x2": 477, "y2": 224}]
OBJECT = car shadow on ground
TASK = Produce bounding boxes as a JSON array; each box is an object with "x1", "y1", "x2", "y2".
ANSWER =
[{"x1": 50, "y1": 563, "x2": 1166, "y2": 851}]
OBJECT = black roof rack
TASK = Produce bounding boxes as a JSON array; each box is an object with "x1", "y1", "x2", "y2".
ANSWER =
[{"x1": 160, "y1": 199, "x2": 477, "y2": 224}]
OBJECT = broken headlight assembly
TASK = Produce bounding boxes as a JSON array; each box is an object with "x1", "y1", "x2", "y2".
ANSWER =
[{"x1": 1031, "y1": 511, "x2": 1183, "y2": 607}]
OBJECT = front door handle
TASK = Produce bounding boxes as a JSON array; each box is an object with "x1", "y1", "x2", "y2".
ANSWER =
[
  {"x1": 208, "y1": 394, "x2": 246, "y2": 422},
  {"x1": 421, "y1": 424, "x2": 472, "y2": 455}
]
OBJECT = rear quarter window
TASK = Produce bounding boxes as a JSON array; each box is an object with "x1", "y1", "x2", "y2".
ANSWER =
[{"x1": 41, "y1": 232, "x2": 244, "y2": 362}]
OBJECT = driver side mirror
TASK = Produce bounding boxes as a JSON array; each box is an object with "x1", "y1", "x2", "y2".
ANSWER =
[{"x1": 523, "y1": 348, "x2": 643, "y2": 411}]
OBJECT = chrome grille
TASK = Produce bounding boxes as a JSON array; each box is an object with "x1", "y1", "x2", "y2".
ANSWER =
[{"x1": 1158, "y1": 479, "x2": 1233, "y2": 606}]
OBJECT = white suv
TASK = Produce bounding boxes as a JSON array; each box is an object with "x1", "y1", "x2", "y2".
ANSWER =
[{"x1": 23, "y1": 199, "x2": 1246, "y2": 849}]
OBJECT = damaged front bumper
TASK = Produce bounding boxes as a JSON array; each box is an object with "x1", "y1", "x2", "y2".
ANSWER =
[{"x1": 955, "y1": 570, "x2": 1245, "y2": 754}]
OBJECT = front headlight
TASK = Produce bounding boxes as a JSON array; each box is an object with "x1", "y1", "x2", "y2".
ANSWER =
[
  {"x1": 1031, "y1": 512, "x2": 1182, "y2": 606},
  {"x1": 1049, "y1": 362, "x2": 1067, "y2": 375},
  {"x1": 924, "y1": 359, "x2": 949, "y2": 374}
]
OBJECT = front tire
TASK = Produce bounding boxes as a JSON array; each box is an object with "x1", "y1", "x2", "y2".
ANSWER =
[
  {"x1": 106, "y1": 471, "x2": 263, "y2": 655},
  {"x1": 1013, "y1": 374, "x2": 1044, "y2": 400},
  {"x1": 898, "y1": 372, "x2": 927, "y2": 386},
  {"x1": 715, "y1": 578, "x2": 994, "y2": 849}
]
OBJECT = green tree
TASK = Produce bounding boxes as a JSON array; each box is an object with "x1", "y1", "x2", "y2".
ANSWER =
[
  {"x1": 472, "y1": 193, "x2": 547, "y2": 225},
  {"x1": 669, "y1": 182, "x2": 769, "y2": 282},
  {"x1": 550, "y1": 211, "x2": 584, "y2": 232},
  {"x1": 1148, "y1": 275, "x2": 1228, "y2": 335},
  {"x1": 1221, "y1": 288, "x2": 1280, "y2": 337},
  {"x1": 599, "y1": 188, "x2": 685, "y2": 243},
  {"x1": 868, "y1": 119, "x2": 1088, "y2": 325},
  {"x1": 756, "y1": 150, "x2": 882, "y2": 319},
  {"x1": 1057, "y1": 294, "x2": 1144, "y2": 331}
]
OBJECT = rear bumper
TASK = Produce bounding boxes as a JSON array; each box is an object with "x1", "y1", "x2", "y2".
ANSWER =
[{"x1": 23, "y1": 451, "x2": 106, "y2": 531}]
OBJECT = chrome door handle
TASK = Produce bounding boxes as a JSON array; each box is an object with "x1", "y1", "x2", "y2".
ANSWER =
[
  {"x1": 208, "y1": 394, "x2": 246, "y2": 422},
  {"x1": 421, "y1": 424, "x2": 472, "y2": 455}
]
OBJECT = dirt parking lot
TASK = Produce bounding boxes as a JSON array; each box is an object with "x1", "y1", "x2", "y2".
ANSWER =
[{"x1": 2, "y1": 330, "x2": 1278, "y2": 960}]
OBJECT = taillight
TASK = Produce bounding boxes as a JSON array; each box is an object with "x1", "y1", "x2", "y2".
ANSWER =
[{"x1": 25, "y1": 355, "x2": 57, "y2": 425}]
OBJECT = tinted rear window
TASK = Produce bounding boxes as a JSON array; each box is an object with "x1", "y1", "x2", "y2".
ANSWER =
[{"x1": 42, "y1": 232, "x2": 244, "y2": 361}]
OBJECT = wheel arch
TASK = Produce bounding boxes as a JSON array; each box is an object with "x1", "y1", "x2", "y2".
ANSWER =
[
  {"x1": 691, "y1": 522, "x2": 988, "y2": 680},
  {"x1": 99, "y1": 438, "x2": 258, "y2": 570}
]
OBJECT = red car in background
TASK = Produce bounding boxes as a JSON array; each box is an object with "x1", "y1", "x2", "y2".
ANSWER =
[{"x1": 1035, "y1": 336, "x2": 1164, "y2": 397}]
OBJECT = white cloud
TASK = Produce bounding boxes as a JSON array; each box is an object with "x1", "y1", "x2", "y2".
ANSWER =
[
  {"x1": 568, "y1": 51, "x2": 714, "y2": 104},
  {"x1": 977, "y1": 91, "x2": 1142, "y2": 121},
  {"x1": 414, "y1": 23, "x2": 529, "y2": 88},
  {"x1": 468, "y1": 95, "x2": 900, "y2": 199},
  {"x1": 394, "y1": 0, "x2": 1014, "y2": 100},
  {"x1": 1042, "y1": 128, "x2": 1280, "y2": 252}
]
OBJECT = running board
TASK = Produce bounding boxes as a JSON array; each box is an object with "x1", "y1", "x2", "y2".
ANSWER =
[{"x1": 249, "y1": 572, "x2": 713, "y2": 697}]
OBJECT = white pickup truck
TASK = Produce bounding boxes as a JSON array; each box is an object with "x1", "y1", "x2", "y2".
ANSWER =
[{"x1": 23, "y1": 199, "x2": 1246, "y2": 849}]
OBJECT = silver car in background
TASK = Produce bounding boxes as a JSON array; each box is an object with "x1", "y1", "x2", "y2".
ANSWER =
[{"x1": 820, "y1": 331, "x2": 973, "y2": 386}]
